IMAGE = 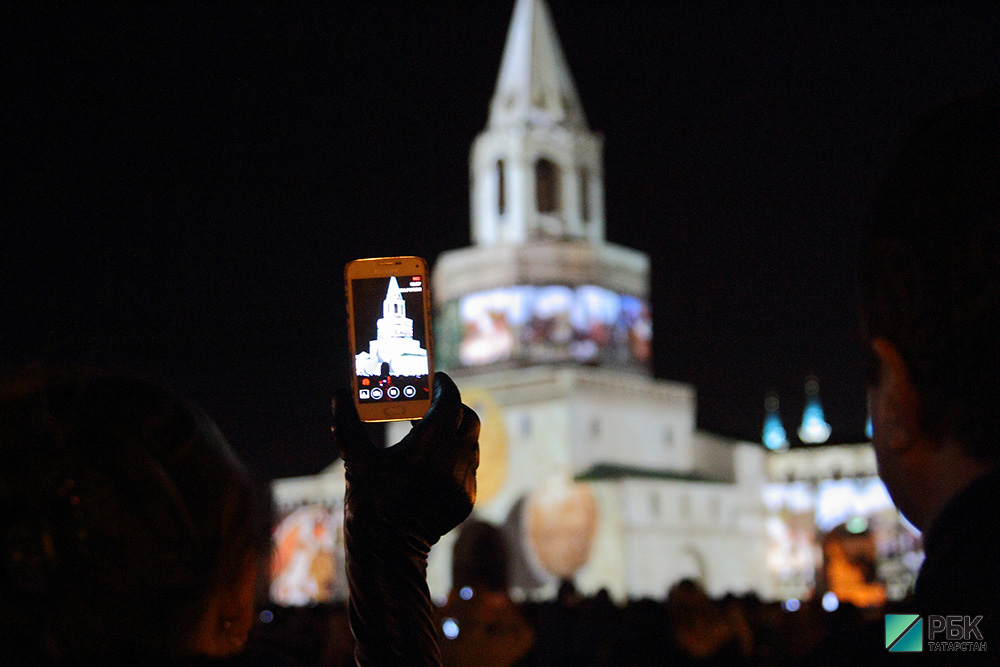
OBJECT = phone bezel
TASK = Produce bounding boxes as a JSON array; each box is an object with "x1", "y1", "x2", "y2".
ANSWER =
[{"x1": 345, "y1": 256, "x2": 434, "y2": 422}]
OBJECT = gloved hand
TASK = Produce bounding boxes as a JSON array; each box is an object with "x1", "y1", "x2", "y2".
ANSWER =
[
  {"x1": 334, "y1": 371, "x2": 479, "y2": 544},
  {"x1": 333, "y1": 372, "x2": 479, "y2": 666}
]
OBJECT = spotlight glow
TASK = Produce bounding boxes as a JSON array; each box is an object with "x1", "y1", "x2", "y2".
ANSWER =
[
  {"x1": 798, "y1": 378, "x2": 831, "y2": 444},
  {"x1": 763, "y1": 393, "x2": 789, "y2": 451}
]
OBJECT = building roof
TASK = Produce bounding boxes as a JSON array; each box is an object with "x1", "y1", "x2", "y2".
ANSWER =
[{"x1": 576, "y1": 463, "x2": 731, "y2": 485}]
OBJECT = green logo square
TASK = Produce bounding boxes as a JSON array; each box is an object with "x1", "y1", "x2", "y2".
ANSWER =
[{"x1": 886, "y1": 614, "x2": 923, "y2": 652}]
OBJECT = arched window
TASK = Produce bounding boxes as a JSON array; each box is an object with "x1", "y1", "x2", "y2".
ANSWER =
[
  {"x1": 535, "y1": 158, "x2": 560, "y2": 213},
  {"x1": 578, "y1": 167, "x2": 590, "y2": 221},
  {"x1": 496, "y1": 159, "x2": 505, "y2": 216}
]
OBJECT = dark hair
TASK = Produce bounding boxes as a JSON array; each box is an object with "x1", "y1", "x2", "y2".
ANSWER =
[
  {"x1": 0, "y1": 366, "x2": 270, "y2": 663},
  {"x1": 858, "y1": 85, "x2": 1000, "y2": 461}
]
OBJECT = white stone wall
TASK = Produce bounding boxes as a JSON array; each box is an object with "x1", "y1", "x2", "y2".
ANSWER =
[
  {"x1": 617, "y1": 477, "x2": 770, "y2": 599},
  {"x1": 569, "y1": 387, "x2": 695, "y2": 472},
  {"x1": 277, "y1": 373, "x2": 777, "y2": 601},
  {"x1": 767, "y1": 442, "x2": 877, "y2": 482}
]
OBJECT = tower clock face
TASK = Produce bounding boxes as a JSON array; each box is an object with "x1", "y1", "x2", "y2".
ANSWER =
[{"x1": 460, "y1": 387, "x2": 509, "y2": 505}]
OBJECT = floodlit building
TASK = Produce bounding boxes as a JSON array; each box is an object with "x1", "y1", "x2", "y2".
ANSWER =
[
  {"x1": 394, "y1": 0, "x2": 769, "y2": 601},
  {"x1": 271, "y1": 0, "x2": 914, "y2": 606}
]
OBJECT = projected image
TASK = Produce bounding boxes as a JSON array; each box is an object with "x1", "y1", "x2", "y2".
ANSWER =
[
  {"x1": 352, "y1": 275, "x2": 430, "y2": 404},
  {"x1": 270, "y1": 505, "x2": 342, "y2": 605},
  {"x1": 436, "y1": 284, "x2": 651, "y2": 369},
  {"x1": 764, "y1": 477, "x2": 922, "y2": 604}
]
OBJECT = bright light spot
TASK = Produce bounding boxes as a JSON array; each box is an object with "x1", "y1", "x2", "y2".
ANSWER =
[
  {"x1": 822, "y1": 591, "x2": 839, "y2": 612},
  {"x1": 459, "y1": 586, "x2": 474, "y2": 601},
  {"x1": 814, "y1": 478, "x2": 894, "y2": 533},
  {"x1": 763, "y1": 411, "x2": 788, "y2": 451},
  {"x1": 799, "y1": 379, "x2": 831, "y2": 443},
  {"x1": 783, "y1": 598, "x2": 801, "y2": 612},
  {"x1": 442, "y1": 618, "x2": 460, "y2": 640},
  {"x1": 433, "y1": 594, "x2": 448, "y2": 608},
  {"x1": 799, "y1": 398, "x2": 832, "y2": 444},
  {"x1": 259, "y1": 610, "x2": 274, "y2": 623},
  {"x1": 846, "y1": 516, "x2": 868, "y2": 534}
]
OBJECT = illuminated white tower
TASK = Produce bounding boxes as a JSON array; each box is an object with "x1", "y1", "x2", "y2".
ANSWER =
[
  {"x1": 411, "y1": 0, "x2": 771, "y2": 601},
  {"x1": 270, "y1": 0, "x2": 874, "y2": 607},
  {"x1": 471, "y1": 0, "x2": 603, "y2": 245},
  {"x1": 356, "y1": 277, "x2": 428, "y2": 377},
  {"x1": 435, "y1": 0, "x2": 649, "y2": 374},
  {"x1": 274, "y1": 0, "x2": 892, "y2": 601},
  {"x1": 377, "y1": 277, "x2": 413, "y2": 340}
]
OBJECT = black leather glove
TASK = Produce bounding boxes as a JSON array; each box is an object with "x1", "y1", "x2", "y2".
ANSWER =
[{"x1": 333, "y1": 372, "x2": 479, "y2": 666}]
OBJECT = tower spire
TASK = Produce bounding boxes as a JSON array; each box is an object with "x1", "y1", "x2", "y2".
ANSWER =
[
  {"x1": 470, "y1": 0, "x2": 604, "y2": 246},
  {"x1": 798, "y1": 376, "x2": 832, "y2": 444},
  {"x1": 762, "y1": 392, "x2": 789, "y2": 451},
  {"x1": 434, "y1": 0, "x2": 651, "y2": 376},
  {"x1": 489, "y1": 0, "x2": 587, "y2": 130}
]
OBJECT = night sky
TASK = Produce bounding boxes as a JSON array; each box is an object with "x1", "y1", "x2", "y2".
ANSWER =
[{"x1": 5, "y1": 3, "x2": 998, "y2": 480}]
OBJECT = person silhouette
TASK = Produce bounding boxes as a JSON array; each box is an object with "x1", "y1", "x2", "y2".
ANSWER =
[{"x1": 858, "y1": 85, "x2": 1000, "y2": 653}]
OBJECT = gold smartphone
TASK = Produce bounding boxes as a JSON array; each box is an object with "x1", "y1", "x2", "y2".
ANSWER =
[{"x1": 345, "y1": 256, "x2": 434, "y2": 422}]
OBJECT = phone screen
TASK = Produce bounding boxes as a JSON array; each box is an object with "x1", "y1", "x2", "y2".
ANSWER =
[{"x1": 349, "y1": 272, "x2": 432, "y2": 410}]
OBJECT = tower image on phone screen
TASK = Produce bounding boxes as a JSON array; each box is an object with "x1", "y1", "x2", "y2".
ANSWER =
[{"x1": 352, "y1": 275, "x2": 430, "y2": 404}]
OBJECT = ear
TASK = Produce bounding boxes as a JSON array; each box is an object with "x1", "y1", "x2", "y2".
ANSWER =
[{"x1": 870, "y1": 338, "x2": 921, "y2": 452}]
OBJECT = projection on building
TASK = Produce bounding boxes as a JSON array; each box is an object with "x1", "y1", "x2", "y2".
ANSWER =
[{"x1": 436, "y1": 284, "x2": 651, "y2": 370}]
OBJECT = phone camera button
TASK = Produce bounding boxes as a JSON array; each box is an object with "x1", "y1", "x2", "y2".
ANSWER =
[
  {"x1": 403, "y1": 385, "x2": 416, "y2": 398},
  {"x1": 387, "y1": 386, "x2": 401, "y2": 399},
  {"x1": 370, "y1": 388, "x2": 384, "y2": 400}
]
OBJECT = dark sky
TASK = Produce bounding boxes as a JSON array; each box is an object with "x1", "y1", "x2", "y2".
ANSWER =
[{"x1": 4, "y1": 2, "x2": 998, "y2": 479}]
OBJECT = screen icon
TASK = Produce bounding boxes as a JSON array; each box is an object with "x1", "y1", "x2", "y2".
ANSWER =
[
  {"x1": 359, "y1": 389, "x2": 370, "y2": 399},
  {"x1": 387, "y1": 386, "x2": 401, "y2": 399},
  {"x1": 370, "y1": 388, "x2": 384, "y2": 400},
  {"x1": 403, "y1": 385, "x2": 416, "y2": 398}
]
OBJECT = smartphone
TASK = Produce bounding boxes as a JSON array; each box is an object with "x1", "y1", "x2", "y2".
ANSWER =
[{"x1": 345, "y1": 256, "x2": 434, "y2": 422}]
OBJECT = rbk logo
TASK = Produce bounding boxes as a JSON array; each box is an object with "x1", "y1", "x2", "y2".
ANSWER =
[
  {"x1": 886, "y1": 614, "x2": 923, "y2": 652},
  {"x1": 886, "y1": 614, "x2": 987, "y2": 652}
]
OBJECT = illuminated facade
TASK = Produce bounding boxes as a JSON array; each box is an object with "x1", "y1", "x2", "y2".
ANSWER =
[
  {"x1": 271, "y1": 0, "x2": 910, "y2": 607},
  {"x1": 765, "y1": 444, "x2": 922, "y2": 604},
  {"x1": 389, "y1": 0, "x2": 771, "y2": 601}
]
